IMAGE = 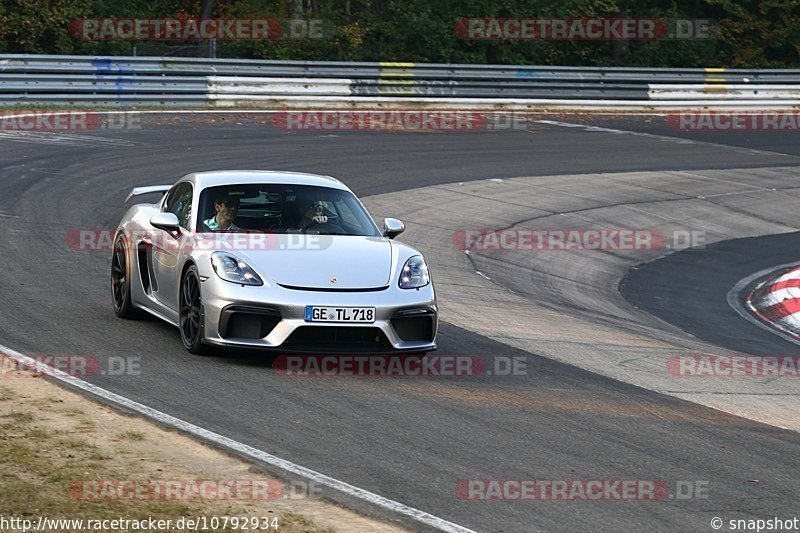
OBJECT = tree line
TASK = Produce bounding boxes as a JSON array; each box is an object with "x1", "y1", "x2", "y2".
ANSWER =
[{"x1": 0, "y1": 0, "x2": 796, "y2": 67}]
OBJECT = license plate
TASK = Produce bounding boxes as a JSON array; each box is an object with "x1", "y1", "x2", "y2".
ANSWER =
[{"x1": 305, "y1": 306, "x2": 376, "y2": 323}]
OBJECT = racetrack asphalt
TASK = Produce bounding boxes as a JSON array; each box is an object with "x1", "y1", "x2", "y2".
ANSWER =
[
  {"x1": 622, "y1": 231, "x2": 800, "y2": 358},
  {"x1": 0, "y1": 113, "x2": 799, "y2": 532}
]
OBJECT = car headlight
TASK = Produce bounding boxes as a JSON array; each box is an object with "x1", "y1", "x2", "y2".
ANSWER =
[
  {"x1": 211, "y1": 252, "x2": 263, "y2": 286},
  {"x1": 399, "y1": 255, "x2": 430, "y2": 289}
]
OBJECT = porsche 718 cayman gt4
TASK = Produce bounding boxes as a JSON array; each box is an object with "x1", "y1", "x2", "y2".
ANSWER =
[{"x1": 111, "y1": 171, "x2": 437, "y2": 355}]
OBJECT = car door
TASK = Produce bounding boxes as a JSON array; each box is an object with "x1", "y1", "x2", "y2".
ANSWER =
[{"x1": 152, "y1": 182, "x2": 193, "y2": 312}]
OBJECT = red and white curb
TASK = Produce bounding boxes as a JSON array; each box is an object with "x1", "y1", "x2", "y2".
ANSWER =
[
  {"x1": 748, "y1": 266, "x2": 800, "y2": 337},
  {"x1": 732, "y1": 263, "x2": 800, "y2": 343}
]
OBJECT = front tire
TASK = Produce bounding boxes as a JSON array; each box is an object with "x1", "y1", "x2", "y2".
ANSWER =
[
  {"x1": 179, "y1": 266, "x2": 209, "y2": 355},
  {"x1": 111, "y1": 234, "x2": 140, "y2": 319}
]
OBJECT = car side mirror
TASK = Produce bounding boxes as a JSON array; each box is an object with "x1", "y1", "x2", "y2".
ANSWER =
[
  {"x1": 150, "y1": 212, "x2": 181, "y2": 237},
  {"x1": 383, "y1": 218, "x2": 405, "y2": 239}
]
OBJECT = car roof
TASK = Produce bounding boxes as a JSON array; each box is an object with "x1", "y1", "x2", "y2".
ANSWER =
[{"x1": 181, "y1": 170, "x2": 350, "y2": 192}]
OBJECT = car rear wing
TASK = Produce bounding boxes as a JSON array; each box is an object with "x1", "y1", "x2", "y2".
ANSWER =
[{"x1": 125, "y1": 185, "x2": 171, "y2": 203}]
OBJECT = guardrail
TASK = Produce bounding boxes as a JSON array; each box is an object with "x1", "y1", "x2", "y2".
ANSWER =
[{"x1": 2, "y1": 54, "x2": 800, "y2": 108}]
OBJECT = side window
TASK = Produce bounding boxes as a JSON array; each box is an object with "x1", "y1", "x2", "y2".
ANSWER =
[
  {"x1": 164, "y1": 183, "x2": 193, "y2": 229},
  {"x1": 334, "y1": 198, "x2": 357, "y2": 228}
]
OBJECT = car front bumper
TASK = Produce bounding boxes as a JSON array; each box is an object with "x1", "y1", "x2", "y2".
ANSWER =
[{"x1": 199, "y1": 275, "x2": 437, "y2": 353}]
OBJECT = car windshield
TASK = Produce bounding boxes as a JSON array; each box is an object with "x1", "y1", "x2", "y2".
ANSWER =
[{"x1": 197, "y1": 183, "x2": 382, "y2": 236}]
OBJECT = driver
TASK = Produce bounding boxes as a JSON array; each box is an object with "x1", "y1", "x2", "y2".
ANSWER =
[
  {"x1": 297, "y1": 200, "x2": 328, "y2": 230},
  {"x1": 203, "y1": 193, "x2": 240, "y2": 231}
]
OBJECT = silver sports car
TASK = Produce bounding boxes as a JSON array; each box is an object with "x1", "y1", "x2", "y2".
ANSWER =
[{"x1": 111, "y1": 171, "x2": 437, "y2": 355}]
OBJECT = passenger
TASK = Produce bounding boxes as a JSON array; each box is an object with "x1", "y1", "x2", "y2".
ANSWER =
[{"x1": 203, "y1": 194, "x2": 240, "y2": 231}]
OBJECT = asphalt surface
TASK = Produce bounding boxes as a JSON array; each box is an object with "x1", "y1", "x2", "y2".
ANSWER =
[
  {"x1": 580, "y1": 113, "x2": 800, "y2": 157},
  {"x1": 1, "y1": 113, "x2": 800, "y2": 532},
  {"x1": 622, "y1": 231, "x2": 800, "y2": 357}
]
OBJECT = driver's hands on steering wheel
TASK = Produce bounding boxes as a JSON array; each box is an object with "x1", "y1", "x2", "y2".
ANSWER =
[{"x1": 301, "y1": 213, "x2": 329, "y2": 232}]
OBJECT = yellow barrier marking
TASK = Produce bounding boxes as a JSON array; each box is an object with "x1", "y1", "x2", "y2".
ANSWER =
[
  {"x1": 380, "y1": 72, "x2": 414, "y2": 78},
  {"x1": 705, "y1": 67, "x2": 726, "y2": 73},
  {"x1": 380, "y1": 62, "x2": 414, "y2": 78},
  {"x1": 379, "y1": 62, "x2": 415, "y2": 94}
]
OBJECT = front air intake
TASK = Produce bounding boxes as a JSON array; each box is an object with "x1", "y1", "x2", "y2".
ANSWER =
[{"x1": 219, "y1": 305, "x2": 281, "y2": 339}]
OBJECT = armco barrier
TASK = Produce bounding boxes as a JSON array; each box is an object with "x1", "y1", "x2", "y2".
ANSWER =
[{"x1": 1, "y1": 54, "x2": 800, "y2": 108}]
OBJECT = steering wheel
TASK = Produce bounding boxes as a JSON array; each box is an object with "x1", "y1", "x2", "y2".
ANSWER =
[{"x1": 303, "y1": 221, "x2": 346, "y2": 234}]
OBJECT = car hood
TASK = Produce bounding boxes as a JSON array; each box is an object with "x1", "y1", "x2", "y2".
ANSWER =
[{"x1": 202, "y1": 235, "x2": 394, "y2": 290}]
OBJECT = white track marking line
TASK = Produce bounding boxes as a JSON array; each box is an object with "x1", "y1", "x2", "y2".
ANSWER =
[
  {"x1": 0, "y1": 130, "x2": 139, "y2": 147},
  {"x1": 0, "y1": 342, "x2": 475, "y2": 533},
  {"x1": 535, "y1": 119, "x2": 797, "y2": 158}
]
